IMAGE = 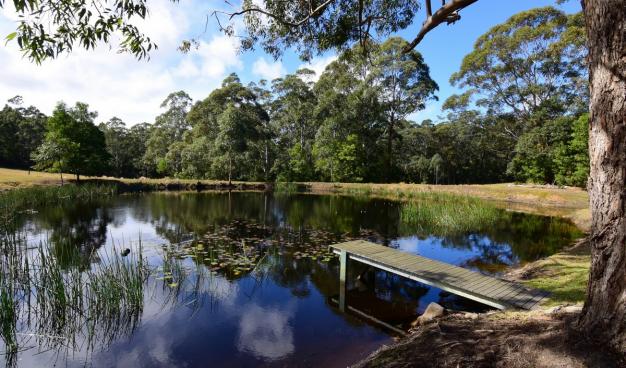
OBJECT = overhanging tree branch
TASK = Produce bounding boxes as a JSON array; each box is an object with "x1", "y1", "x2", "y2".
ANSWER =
[
  {"x1": 214, "y1": 0, "x2": 336, "y2": 27},
  {"x1": 404, "y1": 0, "x2": 478, "y2": 52}
]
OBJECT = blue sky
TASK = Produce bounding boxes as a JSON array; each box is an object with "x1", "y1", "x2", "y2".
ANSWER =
[{"x1": 0, "y1": 0, "x2": 582, "y2": 125}]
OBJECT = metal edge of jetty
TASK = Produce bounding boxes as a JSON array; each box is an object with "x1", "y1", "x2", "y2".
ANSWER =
[{"x1": 330, "y1": 240, "x2": 549, "y2": 312}]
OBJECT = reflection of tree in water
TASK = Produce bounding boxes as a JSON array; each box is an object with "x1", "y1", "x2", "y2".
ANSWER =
[
  {"x1": 32, "y1": 200, "x2": 113, "y2": 269},
  {"x1": 459, "y1": 235, "x2": 516, "y2": 275},
  {"x1": 398, "y1": 209, "x2": 582, "y2": 273},
  {"x1": 130, "y1": 192, "x2": 278, "y2": 243},
  {"x1": 126, "y1": 192, "x2": 404, "y2": 244}
]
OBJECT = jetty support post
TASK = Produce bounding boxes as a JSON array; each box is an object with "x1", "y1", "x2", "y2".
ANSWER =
[{"x1": 339, "y1": 250, "x2": 348, "y2": 312}]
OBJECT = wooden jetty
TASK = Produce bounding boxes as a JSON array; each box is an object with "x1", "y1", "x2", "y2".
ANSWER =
[{"x1": 331, "y1": 240, "x2": 548, "y2": 311}]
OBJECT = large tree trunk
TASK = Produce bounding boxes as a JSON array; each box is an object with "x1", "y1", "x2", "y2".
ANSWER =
[{"x1": 579, "y1": 0, "x2": 626, "y2": 351}]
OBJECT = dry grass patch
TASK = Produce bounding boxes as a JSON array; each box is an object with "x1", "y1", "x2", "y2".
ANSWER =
[{"x1": 0, "y1": 167, "x2": 66, "y2": 189}]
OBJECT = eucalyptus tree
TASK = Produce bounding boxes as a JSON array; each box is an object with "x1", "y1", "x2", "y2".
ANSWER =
[
  {"x1": 270, "y1": 69, "x2": 318, "y2": 181},
  {"x1": 99, "y1": 117, "x2": 131, "y2": 177},
  {"x1": 429, "y1": 153, "x2": 443, "y2": 185},
  {"x1": 32, "y1": 102, "x2": 110, "y2": 181},
  {"x1": 184, "y1": 74, "x2": 269, "y2": 180},
  {"x1": 446, "y1": 7, "x2": 588, "y2": 184},
  {"x1": 368, "y1": 37, "x2": 438, "y2": 179},
  {"x1": 450, "y1": 7, "x2": 587, "y2": 129},
  {"x1": 312, "y1": 54, "x2": 380, "y2": 182},
  {"x1": 213, "y1": 103, "x2": 261, "y2": 184},
  {"x1": 248, "y1": 79, "x2": 276, "y2": 181},
  {"x1": 127, "y1": 122, "x2": 151, "y2": 177},
  {"x1": 143, "y1": 91, "x2": 192, "y2": 176},
  {"x1": 0, "y1": 97, "x2": 47, "y2": 169}
]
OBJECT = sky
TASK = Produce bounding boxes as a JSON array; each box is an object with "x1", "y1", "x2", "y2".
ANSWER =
[{"x1": 0, "y1": 0, "x2": 582, "y2": 126}]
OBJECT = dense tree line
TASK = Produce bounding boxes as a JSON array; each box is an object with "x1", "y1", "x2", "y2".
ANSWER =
[
  {"x1": 0, "y1": 96, "x2": 46, "y2": 170},
  {"x1": 0, "y1": 8, "x2": 588, "y2": 187}
]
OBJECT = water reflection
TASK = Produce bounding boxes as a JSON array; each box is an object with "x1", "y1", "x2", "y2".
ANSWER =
[
  {"x1": 237, "y1": 304, "x2": 295, "y2": 360},
  {"x1": 5, "y1": 192, "x2": 582, "y2": 367}
]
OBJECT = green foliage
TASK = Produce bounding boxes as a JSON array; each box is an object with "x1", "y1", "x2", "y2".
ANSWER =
[
  {"x1": 32, "y1": 103, "x2": 110, "y2": 180},
  {"x1": 400, "y1": 194, "x2": 502, "y2": 235},
  {"x1": 507, "y1": 114, "x2": 589, "y2": 187},
  {"x1": 0, "y1": 97, "x2": 46, "y2": 169},
  {"x1": 553, "y1": 114, "x2": 589, "y2": 187},
  {"x1": 450, "y1": 7, "x2": 587, "y2": 122},
  {"x1": 98, "y1": 118, "x2": 149, "y2": 178},
  {"x1": 277, "y1": 143, "x2": 315, "y2": 182},
  {"x1": 2, "y1": 0, "x2": 157, "y2": 62},
  {"x1": 143, "y1": 91, "x2": 192, "y2": 177},
  {"x1": 222, "y1": 0, "x2": 420, "y2": 61}
]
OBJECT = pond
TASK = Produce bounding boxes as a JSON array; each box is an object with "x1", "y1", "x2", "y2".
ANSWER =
[{"x1": 3, "y1": 191, "x2": 582, "y2": 367}]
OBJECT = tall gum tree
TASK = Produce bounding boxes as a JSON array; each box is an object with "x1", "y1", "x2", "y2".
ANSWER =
[
  {"x1": 3, "y1": 0, "x2": 625, "y2": 352},
  {"x1": 579, "y1": 0, "x2": 626, "y2": 349}
]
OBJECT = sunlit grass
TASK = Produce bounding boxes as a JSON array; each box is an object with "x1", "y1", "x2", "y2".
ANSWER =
[
  {"x1": 521, "y1": 251, "x2": 590, "y2": 307},
  {"x1": 399, "y1": 193, "x2": 502, "y2": 235}
]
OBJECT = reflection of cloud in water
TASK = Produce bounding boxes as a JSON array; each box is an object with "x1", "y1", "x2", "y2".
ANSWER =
[
  {"x1": 237, "y1": 304, "x2": 294, "y2": 361},
  {"x1": 114, "y1": 334, "x2": 185, "y2": 368}
]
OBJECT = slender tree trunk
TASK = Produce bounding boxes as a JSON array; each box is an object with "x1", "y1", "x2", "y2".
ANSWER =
[
  {"x1": 60, "y1": 172, "x2": 64, "y2": 186},
  {"x1": 76, "y1": 173, "x2": 80, "y2": 182},
  {"x1": 264, "y1": 143, "x2": 269, "y2": 181},
  {"x1": 578, "y1": 0, "x2": 626, "y2": 351},
  {"x1": 228, "y1": 155, "x2": 232, "y2": 186},
  {"x1": 387, "y1": 120, "x2": 394, "y2": 181}
]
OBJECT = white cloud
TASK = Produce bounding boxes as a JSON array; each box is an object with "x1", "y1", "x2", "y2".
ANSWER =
[
  {"x1": 298, "y1": 55, "x2": 337, "y2": 82},
  {"x1": 0, "y1": 0, "x2": 242, "y2": 125},
  {"x1": 196, "y1": 35, "x2": 243, "y2": 78},
  {"x1": 252, "y1": 57, "x2": 286, "y2": 81}
]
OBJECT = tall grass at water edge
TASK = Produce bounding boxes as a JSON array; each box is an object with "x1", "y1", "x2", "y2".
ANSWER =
[
  {"x1": 0, "y1": 185, "x2": 146, "y2": 367},
  {"x1": 0, "y1": 233, "x2": 148, "y2": 366},
  {"x1": 0, "y1": 183, "x2": 117, "y2": 212},
  {"x1": 400, "y1": 193, "x2": 502, "y2": 235},
  {"x1": 0, "y1": 184, "x2": 117, "y2": 233}
]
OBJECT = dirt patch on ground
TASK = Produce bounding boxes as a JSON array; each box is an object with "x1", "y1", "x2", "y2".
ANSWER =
[{"x1": 355, "y1": 312, "x2": 622, "y2": 368}]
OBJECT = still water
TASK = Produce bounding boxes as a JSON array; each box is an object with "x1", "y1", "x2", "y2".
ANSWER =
[{"x1": 8, "y1": 192, "x2": 582, "y2": 367}]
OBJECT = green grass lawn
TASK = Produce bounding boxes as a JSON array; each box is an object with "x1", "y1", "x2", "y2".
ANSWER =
[{"x1": 518, "y1": 241, "x2": 590, "y2": 307}]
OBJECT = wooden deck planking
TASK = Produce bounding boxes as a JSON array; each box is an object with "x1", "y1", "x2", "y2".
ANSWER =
[{"x1": 331, "y1": 240, "x2": 548, "y2": 310}]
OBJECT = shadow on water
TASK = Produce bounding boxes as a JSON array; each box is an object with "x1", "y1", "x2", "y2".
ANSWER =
[{"x1": 0, "y1": 191, "x2": 583, "y2": 367}]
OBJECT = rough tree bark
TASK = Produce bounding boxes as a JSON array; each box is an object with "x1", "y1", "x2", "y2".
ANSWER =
[{"x1": 579, "y1": 0, "x2": 626, "y2": 351}]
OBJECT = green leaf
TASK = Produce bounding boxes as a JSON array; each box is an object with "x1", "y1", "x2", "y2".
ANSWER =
[{"x1": 5, "y1": 32, "x2": 17, "y2": 41}]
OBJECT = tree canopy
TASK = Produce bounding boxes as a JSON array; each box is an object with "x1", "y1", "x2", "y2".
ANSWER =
[
  {"x1": 32, "y1": 102, "x2": 110, "y2": 180},
  {"x1": 1, "y1": 0, "x2": 158, "y2": 62}
]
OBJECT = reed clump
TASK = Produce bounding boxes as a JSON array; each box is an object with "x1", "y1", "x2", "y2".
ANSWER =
[
  {"x1": 0, "y1": 233, "x2": 148, "y2": 365},
  {"x1": 400, "y1": 193, "x2": 502, "y2": 235},
  {"x1": 0, "y1": 183, "x2": 116, "y2": 212},
  {"x1": 0, "y1": 184, "x2": 117, "y2": 233}
]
